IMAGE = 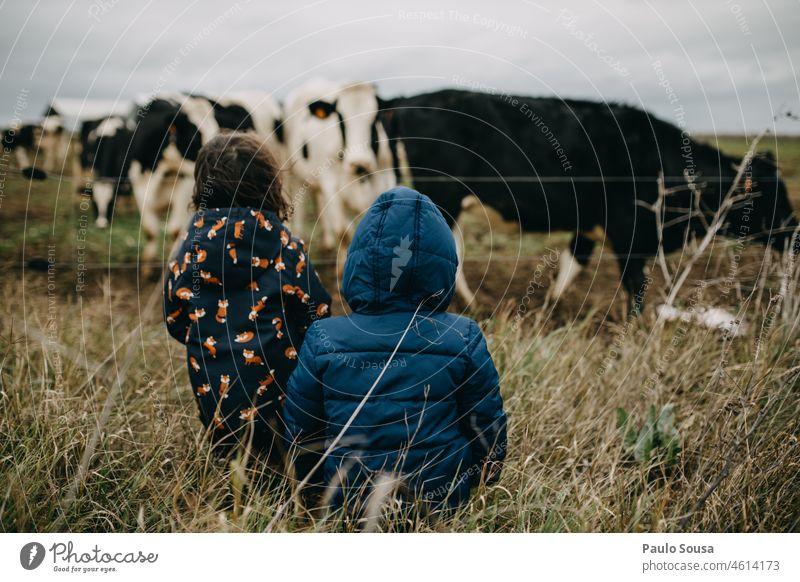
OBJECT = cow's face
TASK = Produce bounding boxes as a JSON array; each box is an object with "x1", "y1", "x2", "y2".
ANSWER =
[{"x1": 334, "y1": 82, "x2": 382, "y2": 181}]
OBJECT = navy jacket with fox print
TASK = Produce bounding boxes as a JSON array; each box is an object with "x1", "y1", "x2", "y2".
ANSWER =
[{"x1": 164, "y1": 206, "x2": 331, "y2": 454}]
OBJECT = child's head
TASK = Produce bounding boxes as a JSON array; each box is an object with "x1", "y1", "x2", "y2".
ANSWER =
[{"x1": 193, "y1": 131, "x2": 287, "y2": 219}]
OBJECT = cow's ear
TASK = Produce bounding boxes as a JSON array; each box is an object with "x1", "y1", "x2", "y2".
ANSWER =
[{"x1": 308, "y1": 100, "x2": 336, "y2": 120}]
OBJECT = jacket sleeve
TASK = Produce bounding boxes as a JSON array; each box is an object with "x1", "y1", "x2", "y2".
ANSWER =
[
  {"x1": 163, "y1": 243, "x2": 193, "y2": 344},
  {"x1": 457, "y1": 320, "x2": 508, "y2": 486},
  {"x1": 284, "y1": 323, "x2": 327, "y2": 484}
]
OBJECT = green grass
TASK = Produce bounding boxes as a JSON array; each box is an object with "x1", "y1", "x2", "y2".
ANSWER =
[{"x1": 1, "y1": 273, "x2": 798, "y2": 532}]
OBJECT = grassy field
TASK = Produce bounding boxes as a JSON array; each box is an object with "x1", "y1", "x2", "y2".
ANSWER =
[{"x1": 1, "y1": 136, "x2": 799, "y2": 532}]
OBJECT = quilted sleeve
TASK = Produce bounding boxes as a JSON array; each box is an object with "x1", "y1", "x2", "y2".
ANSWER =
[
  {"x1": 284, "y1": 323, "x2": 327, "y2": 485},
  {"x1": 456, "y1": 320, "x2": 508, "y2": 486}
]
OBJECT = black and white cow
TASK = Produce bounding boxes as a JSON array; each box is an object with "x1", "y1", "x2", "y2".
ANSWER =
[
  {"x1": 284, "y1": 79, "x2": 394, "y2": 249},
  {"x1": 127, "y1": 94, "x2": 219, "y2": 273},
  {"x1": 380, "y1": 89, "x2": 799, "y2": 308},
  {"x1": 2, "y1": 106, "x2": 66, "y2": 180},
  {"x1": 126, "y1": 92, "x2": 283, "y2": 273},
  {"x1": 77, "y1": 115, "x2": 134, "y2": 228}
]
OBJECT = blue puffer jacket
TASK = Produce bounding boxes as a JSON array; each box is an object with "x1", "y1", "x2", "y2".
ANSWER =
[{"x1": 284, "y1": 187, "x2": 507, "y2": 510}]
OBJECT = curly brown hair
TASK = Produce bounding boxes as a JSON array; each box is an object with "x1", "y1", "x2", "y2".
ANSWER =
[{"x1": 193, "y1": 131, "x2": 288, "y2": 220}]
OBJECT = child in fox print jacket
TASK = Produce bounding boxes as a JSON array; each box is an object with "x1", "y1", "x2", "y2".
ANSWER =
[{"x1": 164, "y1": 132, "x2": 331, "y2": 459}]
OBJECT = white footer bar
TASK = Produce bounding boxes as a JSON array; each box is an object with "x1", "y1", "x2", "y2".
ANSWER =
[{"x1": 2, "y1": 533, "x2": 797, "y2": 581}]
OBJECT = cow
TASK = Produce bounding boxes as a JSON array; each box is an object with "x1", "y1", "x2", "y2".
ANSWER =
[
  {"x1": 206, "y1": 91, "x2": 287, "y2": 189},
  {"x1": 127, "y1": 94, "x2": 220, "y2": 275},
  {"x1": 77, "y1": 115, "x2": 134, "y2": 228},
  {"x1": 379, "y1": 89, "x2": 799, "y2": 310},
  {"x1": 126, "y1": 92, "x2": 284, "y2": 274},
  {"x1": 283, "y1": 79, "x2": 394, "y2": 250},
  {"x1": 2, "y1": 106, "x2": 67, "y2": 180},
  {"x1": 192, "y1": 91, "x2": 285, "y2": 153}
]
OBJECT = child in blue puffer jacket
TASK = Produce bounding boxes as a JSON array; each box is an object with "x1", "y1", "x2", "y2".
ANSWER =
[
  {"x1": 284, "y1": 187, "x2": 507, "y2": 515},
  {"x1": 164, "y1": 132, "x2": 331, "y2": 461}
]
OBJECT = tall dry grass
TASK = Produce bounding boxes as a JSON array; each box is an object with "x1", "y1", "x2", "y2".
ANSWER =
[{"x1": 1, "y1": 252, "x2": 799, "y2": 532}]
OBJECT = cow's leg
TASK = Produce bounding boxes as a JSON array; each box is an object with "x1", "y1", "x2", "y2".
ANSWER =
[
  {"x1": 435, "y1": 193, "x2": 475, "y2": 306},
  {"x1": 452, "y1": 217, "x2": 476, "y2": 306},
  {"x1": 92, "y1": 181, "x2": 114, "y2": 228},
  {"x1": 15, "y1": 147, "x2": 45, "y2": 180},
  {"x1": 317, "y1": 172, "x2": 346, "y2": 251},
  {"x1": 41, "y1": 135, "x2": 55, "y2": 173},
  {"x1": 165, "y1": 176, "x2": 194, "y2": 245},
  {"x1": 130, "y1": 163, "x2": 166, "y2": 277},
  {"x1": 617, "y1": 255, "x2": 648, "y2": 315},
  {"x1": 551, "y1": 233, "x2": 595, "y2": 300}
]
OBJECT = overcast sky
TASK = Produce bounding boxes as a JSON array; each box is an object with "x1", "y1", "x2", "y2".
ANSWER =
[{"x1": 1, "y1": 0, "x2": 798, "y2": 134}]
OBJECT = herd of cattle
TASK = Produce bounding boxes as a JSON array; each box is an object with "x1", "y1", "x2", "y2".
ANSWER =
[{"x1": 5, "y1": 80, "x2": 799, "y2": 308}]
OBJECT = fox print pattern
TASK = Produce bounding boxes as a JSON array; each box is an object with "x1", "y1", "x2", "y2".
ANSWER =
[
  {"x1": 175, "y1": 287, "x2": 194, "y2": 300},
  {"x1": 249, "y1": 296, "x2": 268, "y2": 321},
  {"x1": 166, "y1": 307, "x2": 182, "y2": 324},
  {"x1": 235, "y1": 331, "x2": 254, "y2": 343},
  {"x1": 239, "y1": 407, "x2": 258, "y2": 421},
  {"x1": 227, "y1": 243, "x2": 238, "y2": 264},
  {"x1": 274, "y1": 253, "x2": 285, "y2": 272},
  {"x1": 216, "y1": 299, "x2": 228, "y2": 323},
  {"x1": 257, "y1": 370, "x2": 276, "y2": 395},
  {"x1": 243, "y1": 349, "x2": 264, "y2": 366},
  {"x1": 189, "y1": 308, "x2": 206, "y2": 322},
  {"x1": 207, "y1": 217, "x2": 227, "y2": 239},
  {"x1": 219, "y1": 374, "x2": 231, "y2": 398},
  {"x1": 251, "y1": 209, "x2": 272, "y2": 231},
  {"x1": 203, "y1": 336, "x2": 217, "y2": 358},
  {"x1": 234, "y1": 220, "x2": 246, "y2": 240},
  {"x1": 163, "y1": 206, "x2": 333, "y2": 450},
  {"x1": 271, "y1": 317, "x2": 283, "y2": 339},
  {"x1": 251, "y1": 256, "x2": 269, "y2": 268},
  {"x1": 201, "y1": 270, "x2": 222, "y2": 285}
]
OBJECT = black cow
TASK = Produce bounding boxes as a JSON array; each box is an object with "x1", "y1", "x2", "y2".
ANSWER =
[
  {"x1": 380, "y1": 89, "x2": 799, "y2": 309},
  {"x1": 77, "y1": 115, "x2": 134, "y2": 228}
]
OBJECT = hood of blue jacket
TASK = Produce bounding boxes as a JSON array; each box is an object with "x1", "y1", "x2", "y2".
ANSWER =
[{"x1": 342, "y1": 187, "x2": 458, "y2": 314}]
